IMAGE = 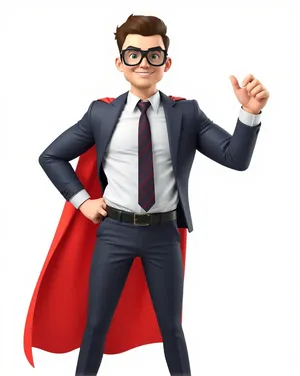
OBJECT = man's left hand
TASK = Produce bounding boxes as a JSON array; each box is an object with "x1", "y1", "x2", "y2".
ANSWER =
[{"x1": 229, "y1": 74, "x2": 270, "y2": 114}]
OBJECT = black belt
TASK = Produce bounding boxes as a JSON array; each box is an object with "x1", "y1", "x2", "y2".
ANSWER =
[{"x1": 105, "y1": 205, "x2": 177, "y2": 226}]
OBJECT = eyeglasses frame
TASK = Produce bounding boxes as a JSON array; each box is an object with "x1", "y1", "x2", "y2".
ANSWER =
[{"x1": 120, "y1": 47, "x2": 168, "y2": 66}]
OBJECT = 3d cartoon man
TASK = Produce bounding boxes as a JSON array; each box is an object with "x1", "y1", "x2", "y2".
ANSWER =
[{"x1": 23, "y1": 14, "x2": 270, "y2": 376}]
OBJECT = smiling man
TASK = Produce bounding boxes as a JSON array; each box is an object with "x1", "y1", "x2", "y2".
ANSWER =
[
  {"x1": 115, "y1": 33, "x2": 171, "y2": 99},
  {"x1": 24, "y1": 13, "x2": 270, "y2": 376}
]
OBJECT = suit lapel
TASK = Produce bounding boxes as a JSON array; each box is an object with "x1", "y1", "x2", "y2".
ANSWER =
[
  {"x1": 159, "y1": 90, "x2": 183, "y2": 177},
  {"x1": 98, "y1": 91, "x2": 128, "y2": 161}
]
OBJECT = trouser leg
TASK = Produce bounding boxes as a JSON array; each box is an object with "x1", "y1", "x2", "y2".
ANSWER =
[
  {"x1": 141, "y1": 220, "x2": 191, "y2": 376},
  {"x1": 75, "y1": 218, "x2": 134, "y2": 376}
]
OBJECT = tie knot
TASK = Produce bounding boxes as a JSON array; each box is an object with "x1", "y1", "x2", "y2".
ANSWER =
[{"x1": 137, "y1": 100, "x2": 151, "y2": 113}]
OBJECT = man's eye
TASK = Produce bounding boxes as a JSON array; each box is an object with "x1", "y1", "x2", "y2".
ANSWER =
[
  {"x1": 129, "y1": 53, "x2": 138, "y2": 59},
  {"x1": 151, "y1": 54, "x2": 159, "y2": 59}
]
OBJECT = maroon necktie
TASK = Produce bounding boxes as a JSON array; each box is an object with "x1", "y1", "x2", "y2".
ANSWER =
[{"x1": 137, "y1": 100, "x2": 155, "y2": 211}]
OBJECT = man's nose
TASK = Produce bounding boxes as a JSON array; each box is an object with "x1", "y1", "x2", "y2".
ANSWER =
[{"x1": 139, "y1": 56, "x2": 150, "y2": 68}]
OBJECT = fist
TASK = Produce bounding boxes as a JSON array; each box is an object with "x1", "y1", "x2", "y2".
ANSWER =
[{"x1": 79, "y1": 197, "x2": 107, "y2": 224}]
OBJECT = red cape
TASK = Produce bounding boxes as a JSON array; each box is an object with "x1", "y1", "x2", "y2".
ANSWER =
[{"x1": 24, "y1": 96, "x2": 188, "y2": 367}]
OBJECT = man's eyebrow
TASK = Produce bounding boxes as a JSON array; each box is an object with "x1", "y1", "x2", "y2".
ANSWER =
[{"x1": 125, "y1": 45, "x2": 163, "y2": 50}]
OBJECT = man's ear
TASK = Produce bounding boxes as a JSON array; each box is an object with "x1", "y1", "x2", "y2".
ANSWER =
[
  {"x1": 115, "y1": 57, "x2": 123, "y2": 72},
  {"x1": 164, "y1": 57, "x2": 172, "y2": 72}
]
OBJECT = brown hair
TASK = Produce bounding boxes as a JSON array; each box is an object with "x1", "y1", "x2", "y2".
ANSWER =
[{"x1": 114, "y1": 14, "x2": 170, "y2": 53}]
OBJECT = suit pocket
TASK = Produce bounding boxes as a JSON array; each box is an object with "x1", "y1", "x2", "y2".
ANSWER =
[
  {"x1": 168, "y1": 220, "x2": 181, "y2": 243},
  {"x1": 96, "y1": 216, "x2": 110, "y2": 237}
]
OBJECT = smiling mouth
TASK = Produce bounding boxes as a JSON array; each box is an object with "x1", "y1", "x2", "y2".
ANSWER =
[{"x1": 134, "y1": 72, "x2": 154, "y2": 76}]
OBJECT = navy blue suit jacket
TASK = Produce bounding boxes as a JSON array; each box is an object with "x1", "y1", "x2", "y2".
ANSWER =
[{"x1": 39, "y1": 90, "x2": 261, "y2": 232}]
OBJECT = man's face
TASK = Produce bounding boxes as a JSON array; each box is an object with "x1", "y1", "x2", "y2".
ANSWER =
[{"x1": 115, "y1": 34, "x2": 172, "y2": 93}]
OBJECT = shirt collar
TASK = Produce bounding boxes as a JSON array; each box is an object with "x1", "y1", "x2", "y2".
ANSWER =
[{"x1": 126, "y1": 90, "x2": 160, "y2": 113}]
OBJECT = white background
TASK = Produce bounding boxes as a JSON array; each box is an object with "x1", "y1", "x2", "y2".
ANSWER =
[{"x1": 1, "y1": 0, "x2": 299, "y2": 375}]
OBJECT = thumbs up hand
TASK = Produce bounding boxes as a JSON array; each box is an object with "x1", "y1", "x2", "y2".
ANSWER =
[{"x1": 229, "y1": 74, "x2": 270, "y2": 114}]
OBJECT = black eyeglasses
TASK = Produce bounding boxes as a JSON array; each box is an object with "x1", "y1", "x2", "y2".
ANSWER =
[{"x1": 120, "y1": 47, "x2": 168, "y2": 66}]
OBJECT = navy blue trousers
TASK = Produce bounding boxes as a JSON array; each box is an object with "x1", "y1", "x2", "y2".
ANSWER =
[{"x1": 75, "y1": 215, "x2": 191, "y2": 375}]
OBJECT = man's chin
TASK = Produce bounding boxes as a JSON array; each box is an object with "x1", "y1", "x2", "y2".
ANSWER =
[{"x1": 131, "y1": 80, "x2": 156, "y2": 89}]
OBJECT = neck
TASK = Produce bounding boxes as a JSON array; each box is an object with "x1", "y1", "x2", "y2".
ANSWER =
[{"x1": 130, "y1": 85, "x2": 158, "y2": 100}]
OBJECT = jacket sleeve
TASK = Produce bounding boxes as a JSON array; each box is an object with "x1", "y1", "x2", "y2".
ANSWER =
[
  {"x1": 38, "y1": 100, "x2": 96, "y2": 201},
  {"x1": 194, "y1": 99, "x2": 261, "y2": 171}
]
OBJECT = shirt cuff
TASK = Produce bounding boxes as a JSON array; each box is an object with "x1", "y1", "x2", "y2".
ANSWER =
[
  {"x1": 69, "y1": 189, "x2": 91, "y2": 209},
  {"x1": 239, "y1": 106, "x2": 262, "y2": 126}
]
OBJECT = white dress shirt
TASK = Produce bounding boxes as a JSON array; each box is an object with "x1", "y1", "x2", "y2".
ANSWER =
[{"x1": 70, "y1": 91, "x2": 261, "y2": 211}]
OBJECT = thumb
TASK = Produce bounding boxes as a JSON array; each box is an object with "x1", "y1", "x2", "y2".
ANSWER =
[{"x1": 229, "y1": 75, "x2": 241, "y2": 90}]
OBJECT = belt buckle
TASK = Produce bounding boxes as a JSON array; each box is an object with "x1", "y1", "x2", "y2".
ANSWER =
[{"x1": 133, "y1": 213, "x2": 151, "y2": 226}]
